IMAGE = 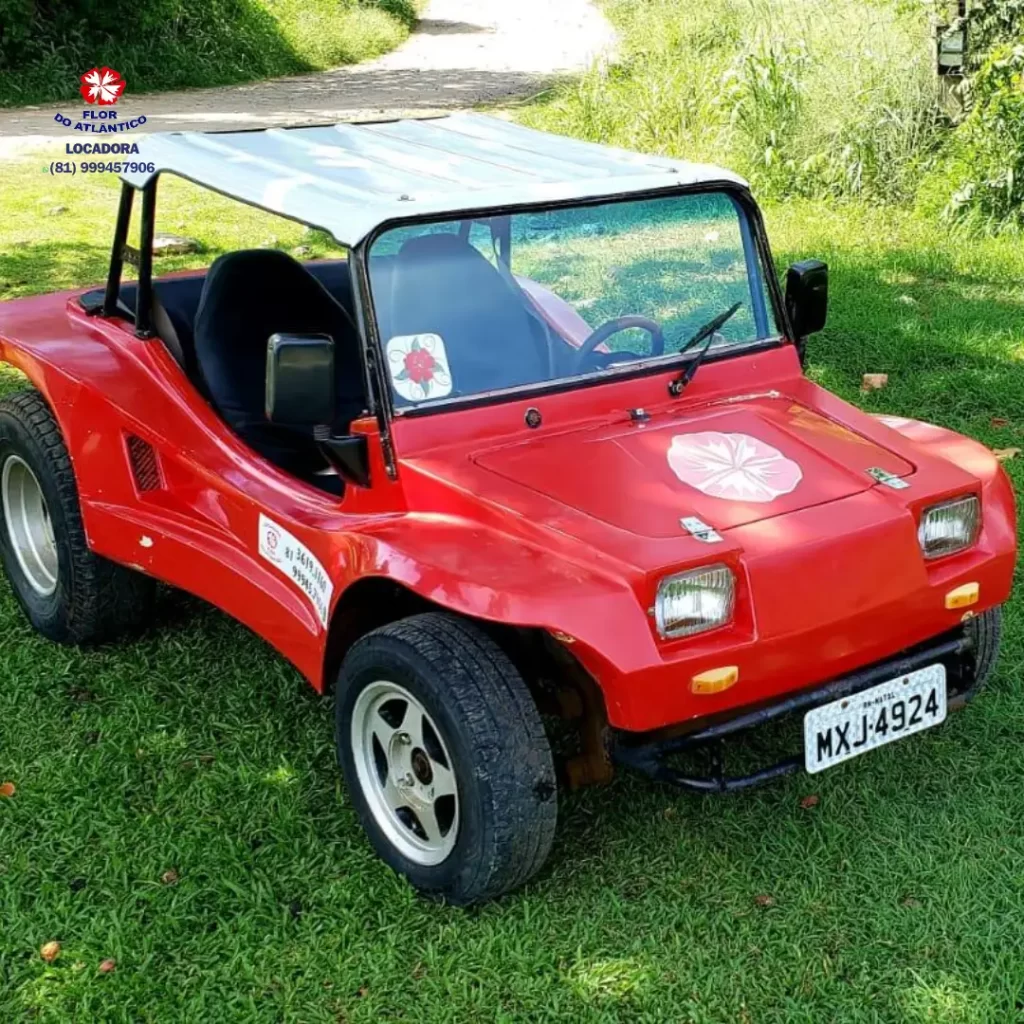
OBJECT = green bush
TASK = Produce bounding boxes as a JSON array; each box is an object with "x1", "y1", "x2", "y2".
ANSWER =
[
  {"x1": 968, "y1": 0, "x2": 1024, "y2": 63},
  {"x1": 928, "y1": 44, "x2": 1024, "y2": 232},
  {"x1": 0, "y1": 0, "x2": 418, "y2": 107},
  {"x1": 522, "y1": 0, "x2": 946, "y2": 204}
]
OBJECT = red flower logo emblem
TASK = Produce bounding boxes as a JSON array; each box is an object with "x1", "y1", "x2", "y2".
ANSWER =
[{"x1": 80, "y1": 67, "x2": 126, "y2": 106}]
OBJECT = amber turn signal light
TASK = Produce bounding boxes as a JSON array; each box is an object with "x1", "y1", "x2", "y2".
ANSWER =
[
  {"x1": 944, "y1": 582, "x2": 979, "y2": 610},
  {"x1": 690, "y1": 666, "x2": 739, "y2": 695}
]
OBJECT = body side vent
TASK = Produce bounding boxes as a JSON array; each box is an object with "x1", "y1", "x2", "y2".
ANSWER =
[{"x1": 126, "y1": 434, "x2": 162, "y2": 492}]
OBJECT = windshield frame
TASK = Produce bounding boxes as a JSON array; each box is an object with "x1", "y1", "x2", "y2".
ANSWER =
[{"x1": 354, "y1": 181, "x2": 788, "y2": 421}]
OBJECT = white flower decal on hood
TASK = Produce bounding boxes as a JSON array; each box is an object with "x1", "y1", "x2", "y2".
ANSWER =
[{"x1": 667, "y1": 431, "x2": 803, "y2": 503}]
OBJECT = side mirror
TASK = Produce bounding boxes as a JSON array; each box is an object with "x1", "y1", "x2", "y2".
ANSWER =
[
  {"x1": 266, "y1": 333, "x2": 335, "y2": 426},
  {"x1": 266, "y1": 333, "x2": 372, "y2": 489},
  {"x1": 785, "y1": 259, "x2": 828, "y2": 342}
]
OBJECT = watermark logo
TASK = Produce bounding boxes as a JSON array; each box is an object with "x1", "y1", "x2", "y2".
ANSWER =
[
  {"x1": 53, "y1": 66, "x2": 147, "y2": 141},
  {"x1": 79, "y1": 67, "x2": 126, "y2": 106}
]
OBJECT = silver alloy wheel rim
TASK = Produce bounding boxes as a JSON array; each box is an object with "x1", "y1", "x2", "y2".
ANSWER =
[
  {"x1": 1, "y1": 455, "x2": 58, "y2": 597},
  {"x1": 350, "y1": 680, "x2": 459, "y2": 866}
]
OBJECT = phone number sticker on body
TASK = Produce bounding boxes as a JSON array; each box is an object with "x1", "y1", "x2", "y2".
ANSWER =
[{"x1": 258, "y1": 514, "x2": 333, "y2": 630}]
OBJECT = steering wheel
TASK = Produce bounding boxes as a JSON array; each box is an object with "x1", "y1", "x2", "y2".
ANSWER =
[{"x1": 573, "y1": 315, "x2": 664, "y2": 373}]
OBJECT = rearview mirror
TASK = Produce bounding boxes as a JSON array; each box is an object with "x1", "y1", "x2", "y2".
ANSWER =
[
  {"x1": 266, "y1": 333, "x2": 335, "y2": 426},
  {"x1": 785, "y1": 259, "x2": 828, "y2": 342}
]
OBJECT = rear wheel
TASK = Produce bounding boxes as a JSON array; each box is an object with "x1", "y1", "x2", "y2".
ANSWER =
[
  {"x1": 336, "y1": 613, "x2": 557, "y2": 905},
  {"x1": 0, "y1": 389, "x2": 155, "y2": 643}
]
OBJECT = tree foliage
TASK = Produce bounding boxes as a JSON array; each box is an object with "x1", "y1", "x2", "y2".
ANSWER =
[
  {"x1": 968, "y1": 0, "x2": 1024, "y2": 64},
  {"x1": 943, "y1": 44, "x2": 1024, "y2": 230}
]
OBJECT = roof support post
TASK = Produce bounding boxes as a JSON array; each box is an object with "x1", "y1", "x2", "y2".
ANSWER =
[
  {"x1": 102, "y1": 183, "x2": 134, "y2": 318},
  {"x1": 135, "y1": 180, "x2": 157, "y2": 339},
  {"x1": 350, "y1": 240, "x2": 398, "y2": 480}
]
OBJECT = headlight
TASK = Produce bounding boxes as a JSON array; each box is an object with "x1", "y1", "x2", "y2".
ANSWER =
[
  {"x1": 655, "y1": 564, "x2": 735, "y2": 639},
  {"x1": 918, "y1": 495, "x2": 980, "y2": 559}
]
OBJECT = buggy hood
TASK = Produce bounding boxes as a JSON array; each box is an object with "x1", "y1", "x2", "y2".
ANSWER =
[{"x1": 473, "y1": 396, "x2": 915, "y2": 538}]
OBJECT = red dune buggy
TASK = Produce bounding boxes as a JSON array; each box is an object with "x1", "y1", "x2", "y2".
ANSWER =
[{"x1": 0, "y1": 114, "x2": 1015, "y2": 903}]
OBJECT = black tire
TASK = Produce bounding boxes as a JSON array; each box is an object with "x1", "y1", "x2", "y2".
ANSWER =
[
  {"x1": 0, "y1": 388, "x2": 155, "y2": 643},
  {"x1": 335, "y1": 612, "x2": 558, "y2": 905},
  {"x1": 953, "y1": 605, "x2": 1003, "y2": 707}
]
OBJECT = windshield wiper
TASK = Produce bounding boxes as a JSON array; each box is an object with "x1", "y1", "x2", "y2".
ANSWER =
[{"x1": 668, "y1": 302, "x2": 742, "y2": 397}]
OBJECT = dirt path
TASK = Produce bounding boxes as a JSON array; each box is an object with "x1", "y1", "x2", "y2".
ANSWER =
[{"x1": 0, "y1": 0, "x2": 614, "y2": 148}]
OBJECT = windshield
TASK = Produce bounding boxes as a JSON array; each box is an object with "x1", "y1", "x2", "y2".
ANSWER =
[{"x1": 367, "y1": 191, "x2": 777, "y2": 408}]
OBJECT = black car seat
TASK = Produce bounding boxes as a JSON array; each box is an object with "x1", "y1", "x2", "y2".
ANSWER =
[
  {"x1": 387, "y1": 234, "x2": 549, "y2": 398},
  {"x1": 192, "y1": 250, "x2": 365, "y2": 476}
]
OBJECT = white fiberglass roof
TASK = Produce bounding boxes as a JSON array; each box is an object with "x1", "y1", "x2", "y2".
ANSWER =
[{"x1": 122, "y1": 113, "x2": 747, "y2": 247}]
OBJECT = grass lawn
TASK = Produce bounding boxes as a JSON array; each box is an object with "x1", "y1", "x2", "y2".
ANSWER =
[{"x1": 0, "y1": 154, "x2": 1023, "y2": 1022}]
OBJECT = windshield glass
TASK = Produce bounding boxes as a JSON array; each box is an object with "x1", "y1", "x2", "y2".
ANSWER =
[{"x1": 367, "y1": 191, "x2": 776, "y2": 407}]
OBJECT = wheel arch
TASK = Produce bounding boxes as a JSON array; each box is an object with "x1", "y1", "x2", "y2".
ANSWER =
[
  {"x1": 322, "y1": 574, "x2": 614, "y2": 787},
  {"x1": 325, "y1": 575, "x2": 596, "y2": 690},
  {"x1": 322, "y1": 576, "x2": 437, "y2": 691},
  {"x1": 0, "y1": 346, "x2": 82, "y2": 444}
]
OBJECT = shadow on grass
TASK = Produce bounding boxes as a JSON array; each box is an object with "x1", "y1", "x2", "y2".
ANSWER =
[
  {"x1": 0, "y1": 241, "x2": 241, "y2": 303},
  {"x1": 0, "y1": 242, "x2": 114, "y2": 302},
  {"x1": 779, "y1": 245, "x2": 1024, "y2": 436},
  {"x1": 373, "y1": 0, "x2": 420, "y2": 27}
]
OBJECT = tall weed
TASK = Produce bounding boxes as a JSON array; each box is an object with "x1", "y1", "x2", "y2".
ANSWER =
[{"x1": 523, "y1": 0, "x2": 945, "y2": 203}]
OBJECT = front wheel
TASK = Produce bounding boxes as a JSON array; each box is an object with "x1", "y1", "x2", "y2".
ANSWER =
[{"x1": 335, "y1": 613, "x2": 557, "y2": 905}]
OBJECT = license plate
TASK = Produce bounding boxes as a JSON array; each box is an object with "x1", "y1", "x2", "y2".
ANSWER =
[{"x1": 804, "y1": 664, "x2": 947, "y2": 774}]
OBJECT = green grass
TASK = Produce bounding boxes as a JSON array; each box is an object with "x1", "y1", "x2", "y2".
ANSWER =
[
  {"x1": 0, "y1": 0, "x2": 420, "y2": 108},
  {"x1": 0, "y1": 163, "x2": 347, "y2": 299},
  {"x1": 1, "y1": 155, "x2": 1024, "y2": 1021}
]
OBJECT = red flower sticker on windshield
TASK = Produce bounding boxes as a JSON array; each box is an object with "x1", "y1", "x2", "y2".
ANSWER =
[
  {"x1": 386, "y1": 334, "x2": 452, "y2": 401},
  {"x1": 404, "y1": 347, "x2": 437, "y2": 384},
  {"x1": 80, "y1": 67, "x2": 126, "y2": 105},
  {"x1": 668, "y1": 431, "x2": 802, "y2": 502}
]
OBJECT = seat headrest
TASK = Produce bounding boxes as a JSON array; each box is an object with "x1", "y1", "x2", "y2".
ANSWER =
[
  {"x1": 397, "y1": 232, "x2": 484, "y2": 262},
  {"x1": 195, "y1": 249, "x2": 356, "y2": 341},
  {"x1": 202, "y1": 249, "x2": 336, "y2": 302}
]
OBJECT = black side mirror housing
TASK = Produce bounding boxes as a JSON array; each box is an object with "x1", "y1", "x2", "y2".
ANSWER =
[
  {"x1": 266, "y1": 333, "x2": 335, "y2": 426},
  {"x1": 785, "y1": 259, "x2": 828, "y2": 344},
  {"x1": 265, "y1": 333, "x2": 372, "y2": 489}
]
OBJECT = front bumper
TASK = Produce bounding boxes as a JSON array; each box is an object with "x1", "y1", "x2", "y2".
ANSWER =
[{"x1": 611, "y1": 627, "x2": 979, "y2": 792}]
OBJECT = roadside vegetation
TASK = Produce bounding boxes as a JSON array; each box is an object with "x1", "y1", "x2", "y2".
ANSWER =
[
  {"x1": 0, "y1": 0, "x2": 419, "y2": 108},
  {"x1": 521, "y1": 0, "x2": 1024, "y2": 232},
  {"x1": 0, "y1": 0, "x2": 1023, "y2": 1018}
]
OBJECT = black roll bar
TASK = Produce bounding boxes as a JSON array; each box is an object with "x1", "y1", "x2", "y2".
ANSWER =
[
  {"x1": 102, "y1": 183, "x2": 135, "y2": 318},
  {"x1": 135, "y1": 180, "x2": 157, "y2": 339}
]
